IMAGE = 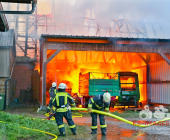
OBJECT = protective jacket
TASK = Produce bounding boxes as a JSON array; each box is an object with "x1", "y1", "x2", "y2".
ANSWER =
[
  {"x1": 47, "y1": 87, "x2": 58, "y2": 111},
  {"x1": 88, "y1": 93, "x2": 110, "y2": 111},
  {"x1": 52, "y1": 90, "x2": 75, "y2": 112},
  {"x1": 88, "y1": 93, "x2": 110, "y2": 134},
  {"x1": 52, "y1": 89, "x2": 76, "y2": 135}
]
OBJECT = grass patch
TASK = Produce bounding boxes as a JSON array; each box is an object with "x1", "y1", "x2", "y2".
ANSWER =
[
  {"x1": 0, "y1": 111, "x2": 89, "y2": 140},
  {"x1": 112, "y1": 110, "x2": 140, "y2": 118}
]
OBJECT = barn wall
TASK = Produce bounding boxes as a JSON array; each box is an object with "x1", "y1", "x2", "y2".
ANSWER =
[{"x1": 149, "y1": 60, "x2": 170, "y2": 104}]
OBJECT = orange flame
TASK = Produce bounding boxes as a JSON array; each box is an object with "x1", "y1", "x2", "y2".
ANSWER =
[{"x1": 37, "y1": 50, "x2": 147, "y2": 103}]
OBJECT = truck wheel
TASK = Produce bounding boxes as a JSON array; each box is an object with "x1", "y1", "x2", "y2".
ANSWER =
[
  {"x1": 135, "y1": 101, "x2": 139, "y2": 108},
  {"x1": 140, "y1": 102, "x2": 142, "y2": 107},
  {"x1": 111, "y1": 102, "x2": 115, "y2": 108},
  {"x1": 83, "y1": 97, "x2": 89, "y2": 108}
]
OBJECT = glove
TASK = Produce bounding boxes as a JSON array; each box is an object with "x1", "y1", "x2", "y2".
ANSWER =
[
  {"x1": 46, "y1": 108, "x2": 50, "y2": 113},
  {"x1": 88, "y1": 107, "x2": 92, "y2": 113},
  {"x1": 72, "y1": 104, "x2": 76, "y2": 107},
  {"x1": 105, "y1": 109, "x2": 110, "y2": 113}
]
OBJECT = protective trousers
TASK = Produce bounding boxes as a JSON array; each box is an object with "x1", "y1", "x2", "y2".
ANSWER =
[
  {"x1": 91, "y1": 107, "x2": 107, "y2": 133},
  {"x1": 55, "y1": 110, "x2": 76, "y2": 134}
]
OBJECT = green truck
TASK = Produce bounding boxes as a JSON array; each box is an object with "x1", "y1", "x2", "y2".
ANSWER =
[{"x1": 79, "y1": 72, "x2": 142, "y2": 108}]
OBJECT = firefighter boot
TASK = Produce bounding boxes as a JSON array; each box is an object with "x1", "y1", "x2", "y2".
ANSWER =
[
  {"x1": 102, "y1": 131, "x2": 106, "y2": 136},
  {"x1": 73, "y1": 131, "x2": 77, "y2": 135},
  {"x1": 58, "y1": 132, "x2": 66, "y2": 136},
  {"x1": 91, "y1": 130, "x2": 97, "y2": 134}
]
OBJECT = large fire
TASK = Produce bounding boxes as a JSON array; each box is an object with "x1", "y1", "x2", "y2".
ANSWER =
[{"x1": 37, "y1": 50, "x2": 147, "y2": 104}]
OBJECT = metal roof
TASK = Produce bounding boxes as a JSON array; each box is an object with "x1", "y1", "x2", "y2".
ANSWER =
[
  {"x1": 0, "y1": 29, "x2": 15, "y2": 48},
  {"x1": 40, "y1": 34, "x2": 170, "y2": 45},
  {"x1": 0, "y1": 3, "x2": 9, "y2": 32}
]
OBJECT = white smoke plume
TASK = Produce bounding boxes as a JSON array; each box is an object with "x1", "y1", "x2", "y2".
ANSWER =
[{"x1": 2, "y1": 0, "x2": 170, "y2": 38}]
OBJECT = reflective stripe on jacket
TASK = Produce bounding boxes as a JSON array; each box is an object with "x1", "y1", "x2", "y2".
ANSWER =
[
  {"x1": 47, "y1": 87, "x2": 58, "y2": 109},
  {"x1": 52, "y1": 92, "x2": 75, "y2": 112},
  {"x1": 88, "y1": 94, "x2": 110, "y2": 110}
]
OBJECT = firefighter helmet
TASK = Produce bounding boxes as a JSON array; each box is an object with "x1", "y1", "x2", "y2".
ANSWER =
[
  {"x1": 52, "y1": 82, "x2": 56, "y2": 87},
  {"x1": 103, "y1": 92, "x2": 111, "y2": 102},
  {"x1": 58, "y1": 83, "x2": 67, "y2": 89}
]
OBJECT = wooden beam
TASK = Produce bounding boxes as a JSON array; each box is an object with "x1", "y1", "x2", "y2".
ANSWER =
[
  {"x1": 65, "y1": 51, "x2": 67, "y2": 62},
  {"x1": 136, "y1": 53, "x2": 147, "y2": 64},
  {"x1": 158, "y1": 53, "x2": 170, "y2": 65},
  {"x1": 108, "y1": 53, "x2": 117, "y2": 63},
  {"x1": 102, "y1": 52, "x2": 106, "y2": 63},
  {"x1": 47, "y1": 50, "x2": 56, "y2": 59},
  {"x1": 121, "y1": 54, "x2": 128, "y2": 63},
  {"x1": 74, "y1": 51, "x2": 78, "y2": 62},
  {"x1": 47, "y1": 50, "x2": 61, "y2": 63},
  {"x1": 16, "y1": 43, "x2": 25, "y2": 53},
  {"x1": 46, "y1": 43, "x2": 170, "y2": 53},
  {"x1": 47, "y1": 38, "x2": 110, "y2": 44},
  {"x1": 42, "y1": 62, "x2": 47, "y2": 106},
  {"x1": 149, "y1": 81, "x2": 170, "y2": 84}
]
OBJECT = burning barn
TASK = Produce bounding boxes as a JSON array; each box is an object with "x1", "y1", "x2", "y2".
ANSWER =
[{"x1": 39, "y1": 35, "x2": 170, "y2": 109}]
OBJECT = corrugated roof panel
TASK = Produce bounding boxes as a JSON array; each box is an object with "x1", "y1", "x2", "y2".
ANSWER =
[
  {"x1": 0, "y1": 29, "x2": 14, "y2": 48},
  {"x1": 40, "y1": 34, "x2": 170, "y2": 42}
]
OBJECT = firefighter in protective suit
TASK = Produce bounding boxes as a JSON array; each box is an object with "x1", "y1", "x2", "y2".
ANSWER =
[
  {"x1": 52, "y1": 83, "x2": 76, "y2": 136},
  {"x1": 46, "y1": 82, "x2": 58, "y2": 113},
  {"x1": 88, "y1": 92, "x2": 111, "y2": 135}
]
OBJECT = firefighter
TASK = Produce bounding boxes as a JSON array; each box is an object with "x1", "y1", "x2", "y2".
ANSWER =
[
  {"x1": 46, "y1": 82, "x2": 58, "y2": 113},
  {"x1": 52, "y1": 83, "x2": 76, "y2": 136},
  {"x1": 88, "y1": 92, "x2": 111, "y2": 136}
]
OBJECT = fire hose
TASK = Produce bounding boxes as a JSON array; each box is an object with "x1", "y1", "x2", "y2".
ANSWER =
[
  {"x1": 0, "y1": 120, "x2": 58, "y2": 140},
  {"x1": 1, "y1": 108, "x2": 170, "y2": 140},
  {"x1": 45, "y1": 107, "x2": 170, "y2": 127},
  {"x1": 71, "y1": 108, "x2": 170, "y2": 127},
  {"x1": 45, "y1": 112, "x2": 82, "y2": 120}
]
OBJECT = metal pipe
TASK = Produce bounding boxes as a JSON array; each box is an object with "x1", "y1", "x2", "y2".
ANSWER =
[
  {"x1": 4, "y1": 59, "x2": 16, "y2": 110},
  {"x1": 0, "y1": 1, "x2": 37, "y2": 14},
  {"x1": 4, "y1": 78, "x2": 10, "y2": 110}
]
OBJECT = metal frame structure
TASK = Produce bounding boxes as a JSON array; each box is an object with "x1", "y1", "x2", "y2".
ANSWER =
[{"x1": 5, "y1": 0, "x2": 165, "y2": 59}]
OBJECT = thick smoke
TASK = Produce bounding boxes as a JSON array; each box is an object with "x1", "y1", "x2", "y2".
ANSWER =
[{"x1": 2, "y1": 0, "x2": 170, "y2": 38}]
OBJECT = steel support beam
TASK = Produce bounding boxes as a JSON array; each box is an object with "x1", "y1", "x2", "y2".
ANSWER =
[
  {"x1": 24, "y1": 4, "x2": 29, "y2": 56},
  {"x1": 158, "y1": 52, "x2": 170, "y2": 65}
]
